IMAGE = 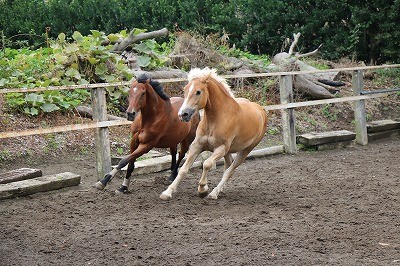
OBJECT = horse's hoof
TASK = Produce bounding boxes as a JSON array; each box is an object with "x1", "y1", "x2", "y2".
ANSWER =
[
  {"x1": 207, "y1": 191, "x2": 219, "y2": 200},
  {"x1": 198, "y1": 191, "x2": 208, "y2": 198},
  {"x1": 94, "y1": 181, "x2": 105, "y2": 190},
  {"x1": 115, "y1": 186, "x2": 128, "y2": 194},
  {"x1": 198, "y1": 184, "x2": 209, "y2": 198},
  {"x1": 160, "y1": 190, "x2": 172, "y2": 200}
]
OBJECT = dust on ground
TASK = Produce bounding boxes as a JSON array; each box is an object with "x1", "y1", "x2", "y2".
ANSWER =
[{"x1": 0, "y1": 137, "x2": 399, "y2": 266}]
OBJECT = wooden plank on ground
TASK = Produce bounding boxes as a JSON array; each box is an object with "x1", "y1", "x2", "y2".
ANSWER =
[
  {"x1": 297, "y1": 130, "x2": 356, "y2": 146},
  {"x1": 0, "y1": 172, "x2": 81, "y2": 199},
  {"x1": 367, "y1": 119, "x2": 400, "y2": 133},
  {"x1": 368, "y1": 129, "x2": 400, "y2": 141},
  {"x1": 0, "y1": 168, "x2": 42, "y2": 184}
]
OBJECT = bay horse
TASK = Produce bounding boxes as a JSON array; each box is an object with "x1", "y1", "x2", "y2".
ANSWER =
[
  {"x1": 160, "y1": 67, "x2": 268, "y2": 200},
  {"x1": 95, "y1": 74, "x2": 200, "y2": 193}
]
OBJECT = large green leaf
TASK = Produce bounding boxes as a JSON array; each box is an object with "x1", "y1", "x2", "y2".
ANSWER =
[
  {"x1": 65, "y1": 68, "x2": 81, "y2": 80},
  {"x1": 25, "y1": 93, "x2": 44, "y2": 106},
  {"x1": 24, "y1": 107, "x2": 39, "y2": 116},
  {"x1": 72, "y1": 31, "x2": 84, "y2": 42},
  {"x1": 136, "y1": 55, "x2": 151, "y2": 67},
  {"x1": 95, "y1": 63, "x2": 107, "y2": 76},
  {"x1": 40, "y1": 103, "x2": 60, "y2": 112},
  {"x1": 134, "y1": 43, "x2": 153, "y2": 54}
]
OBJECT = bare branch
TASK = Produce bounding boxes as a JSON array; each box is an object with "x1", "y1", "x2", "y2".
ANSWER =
[
  {"x1": 111, "y1": 28, "x2": 169, "y2": 52},
  {"x1": 288, "y1": 32, "x2": 301, "y2": 56},
  {"x1": 295, "y1": 44, "x2": 323, "y2": 58}
]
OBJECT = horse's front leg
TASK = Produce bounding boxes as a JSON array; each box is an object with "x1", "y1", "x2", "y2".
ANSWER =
[
  {"x1": 197, "y1": 146, "x2": 227, "y2": 198},
  {"x1": 94, "y1": 167, "x2": 120, "y2": 190},
  {"x1": 115, "y1": 162, "x2": 135, "y2": 194},
  {"x1": 93, "y1": 154, "x2": 133, "y2": 190},
  {"x1": 113, "y1": 142, "x2": 155, "y2": 194},
  {"x1": 94, "y1": 132, "x2": 139, "y2": 191}
]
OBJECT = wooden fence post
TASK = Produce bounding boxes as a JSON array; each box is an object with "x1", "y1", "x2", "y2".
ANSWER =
[
  {"x1": 279, "y1": 75, "x2": 297, "y2": 154},
  {"x1": 91, "y1": 87, "x2": 112, "y2": 180},
  {"x1": 352, "y1": 70, "x2": 368, "y2": 145}
]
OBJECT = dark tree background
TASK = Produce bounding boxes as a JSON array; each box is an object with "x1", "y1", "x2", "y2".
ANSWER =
[{"x1": 1, "y1": 0, "x2": 399, "y2": 64}]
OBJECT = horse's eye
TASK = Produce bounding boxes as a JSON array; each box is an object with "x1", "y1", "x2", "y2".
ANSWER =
[{"x1": 195, "y1": 90, "x2": 201, "y2": 95}]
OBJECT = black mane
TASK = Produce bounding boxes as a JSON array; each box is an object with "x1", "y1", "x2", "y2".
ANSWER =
[{"x1": 137, "y1": 73, "x2": 170, "y2": 101}]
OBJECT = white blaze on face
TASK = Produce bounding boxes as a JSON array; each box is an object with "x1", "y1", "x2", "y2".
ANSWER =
[
  {"x1": 179, "y1": 82, "x2": 194, "y2": 116},
  {"x1": 127, "y1": 86, "x2": 139, "y2": 113}
]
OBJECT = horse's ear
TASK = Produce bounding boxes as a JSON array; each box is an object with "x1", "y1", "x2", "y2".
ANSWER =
[{"x1": 130, "y1": 80, "x2": 138, "y2": 88}]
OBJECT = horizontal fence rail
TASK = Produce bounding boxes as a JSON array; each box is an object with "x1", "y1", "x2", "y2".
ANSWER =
[
  {"x1": 1, "y1": 64, "x2": 399, "y2": 94},
  {"x1": 0, "y1": 120, "x2": 132, "y2": 139},
  {"x1": 0, "y1": 91, "x2": 394, "y2": 139},
  {"x1": 360, "y1": 88, "x2": 400, "y2": 95},
  {"x1": 263, "y1": 92, "x2": 393, "y2": 111}
]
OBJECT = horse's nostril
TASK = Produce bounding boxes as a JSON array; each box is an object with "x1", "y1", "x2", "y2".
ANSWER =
[{"x1": 127, "y1": 112, "x2": 136, "y2": 121}]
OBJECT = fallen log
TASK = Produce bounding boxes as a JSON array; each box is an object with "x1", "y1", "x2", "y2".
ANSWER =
[
  {"x1": 271, "y1": 32, "x2": 344, "y2": 99},
  {"x1": 111, "y1": 28, "x2": 169, "y2": 53}
]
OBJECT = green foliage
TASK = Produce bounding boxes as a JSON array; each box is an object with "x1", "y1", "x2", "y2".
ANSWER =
[
  {"x1": 1, "y1": 0, "x2": 399, "y2": 63},
  {"x1": 1, "y1": 28, "x2": 177, "y2": 116},
  {"x1": 373, "y1": 68, "x2": 400, "y2": 87}
]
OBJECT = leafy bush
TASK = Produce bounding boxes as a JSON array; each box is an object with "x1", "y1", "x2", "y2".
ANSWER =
[{"x1": 1, "y1": 28, "x2": 177, "y2": 116}]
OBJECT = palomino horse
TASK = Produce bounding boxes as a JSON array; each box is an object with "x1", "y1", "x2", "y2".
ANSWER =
[
  {"x1": 95, "y1": 74, "x2": 200, "y2": 193},
  {"x1": 160, "y1": 67, "x2": 268, "y2": 200}
]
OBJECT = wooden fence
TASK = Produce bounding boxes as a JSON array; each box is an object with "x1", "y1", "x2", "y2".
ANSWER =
[{"x1": 1, "y1": 64, "x2": 399, "y2": 179}]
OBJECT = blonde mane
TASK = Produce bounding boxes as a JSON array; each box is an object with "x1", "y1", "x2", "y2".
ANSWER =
[{"x1": 187, "y1": 67, "x2": 235, "y2": 97}]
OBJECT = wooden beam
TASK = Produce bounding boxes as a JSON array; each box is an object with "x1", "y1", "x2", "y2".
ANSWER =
[
  {"x1": 91, "y1": 87, "x2": 112, "y2": 180},
  {"x1": 279, "y1": 75, "x2": 297, "y2": 154},
  {"x1": 263, "y1": 92, "x2": 391, "y2": 111},
  {"x1": 0, "y1": 172, "x2": 80, "y2": 199},
  {"x1": 0, "y1": 120, "x2": 131, "y2": 139},
  {"x1": 0, "y1": 168, "x2": 42, "y2": 184},
  {"x1": 352, "y1": 70, "x2": 368, "y2": 145}
]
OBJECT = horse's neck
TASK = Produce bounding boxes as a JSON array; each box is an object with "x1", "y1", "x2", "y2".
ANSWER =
[
  {"x1": 204, "y1": 80, "x2": 238, "y2": 120},
  {"x1": 141, "y1": 88, "x2": 170, "y2": 124}
]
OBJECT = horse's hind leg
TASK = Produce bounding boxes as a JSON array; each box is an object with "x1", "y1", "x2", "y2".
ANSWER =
[
  {"x1": 160, "y1": 144, "x2": 203, "y2": 200},
  {"x1": 197, "y1": 146, "x2": 227, "y2": 198},
  {"x1": 115, "y1": 162, "x2": 135, "y2": 194},
  {"x1": 220, "y1": 153, "x2": 233, "y2": 193},
  {"x1": 208, "y1": 149, "x2": 250, "y2": 200},
  {"x1": 167, "y1": 146, "x2": 178, "y2": 183}
]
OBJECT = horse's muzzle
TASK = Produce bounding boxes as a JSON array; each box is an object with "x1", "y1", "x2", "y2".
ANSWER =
[
  {"x1": 126, "y1": 111, "x2": 136, "y2": 121},
  {"x1": 179, "y1": 108, "x2": 195, "y2": 122}
]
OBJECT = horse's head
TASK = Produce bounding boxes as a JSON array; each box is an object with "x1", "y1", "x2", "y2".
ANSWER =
[
  {"x1": 178, "y1": 78, "x2": 209, "y2": 122},
  {"x1": 126, "y1": 81, "x2": 147, "y2": 121}
]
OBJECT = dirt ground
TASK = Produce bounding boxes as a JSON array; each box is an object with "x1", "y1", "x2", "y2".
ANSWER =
[{"x1": 0, "y1": 137, "x2": 399, "y2": 266}]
